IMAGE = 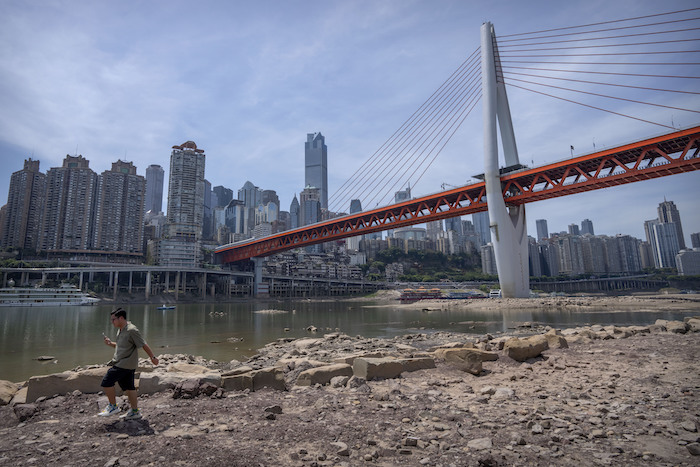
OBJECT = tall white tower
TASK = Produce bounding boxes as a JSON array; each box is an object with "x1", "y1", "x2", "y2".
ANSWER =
[{"x1": 481, "y1": 22, "x2": 529, "y2": 298}]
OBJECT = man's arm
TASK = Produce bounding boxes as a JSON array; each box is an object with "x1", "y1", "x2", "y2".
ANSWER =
[{"x1": 142, "y1": 343, "x2": 159, "y2": 366}]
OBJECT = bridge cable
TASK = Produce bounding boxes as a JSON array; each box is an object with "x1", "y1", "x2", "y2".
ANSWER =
[
  {"x1": 356, "y1": 63, "x2": 481, "y2": 209},
  {"x1": 330, "y1": 54, "x2": 478, "y2": 212},
  {"x1": 327, "y1": 53, "x2": 476, "y2": 209},
  {"x1": 502, "y1": 71, "x2": 700, "y2": 95},
  {"x1": 499, "y1": 11, "x2": 700, "y2": 40},
  {"x1": 498, "y1": 27, "x2": 700, "y2": 47},
  {"x1": 506, "y1": 82, "x2": 675, "y2": 129},
  {"x1": 329, "y1": 49, "x2": 481, "y2": 212},
  {"x1": 327, "y1": 48, "x2": 479, "y2": 212},
  {"x1": 503, "y1": 76, "x2": 700, "y2": 114},
  {"x1": 501, "y1": 65, "x2": 700, "y2": 79},
  {"x1": 366, "y1": 76, "x2": 483, "y2": 207}
]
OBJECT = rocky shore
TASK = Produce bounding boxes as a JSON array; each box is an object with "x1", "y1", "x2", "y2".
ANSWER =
[{"x1": 0, "y1": 299, "x2": 699, "y2": 466}]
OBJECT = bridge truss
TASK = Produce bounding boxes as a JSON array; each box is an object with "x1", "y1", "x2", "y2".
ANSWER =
[{"x1": 215, "y1": 125, "x2": 700, "y2": 264}]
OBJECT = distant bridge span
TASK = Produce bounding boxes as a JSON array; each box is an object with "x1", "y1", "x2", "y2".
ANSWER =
[{"x1": 215, "y1": 125, "x2": 700, "y2": 264}]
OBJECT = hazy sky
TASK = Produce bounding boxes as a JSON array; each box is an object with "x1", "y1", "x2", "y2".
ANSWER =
[{"x1": 1, "y1": 0, "x2": 698, "y2": 243}]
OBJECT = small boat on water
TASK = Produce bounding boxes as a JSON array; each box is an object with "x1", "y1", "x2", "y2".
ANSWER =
[
  {"x1": 0, "y1": 284, "x2": 100, "y2": 307},
  {"x1": 156, "y1": 304, "x2": 176, "y2": 310}
]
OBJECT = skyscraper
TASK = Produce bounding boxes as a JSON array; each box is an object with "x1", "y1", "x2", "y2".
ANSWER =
[
  {"x1": 289, "y1": 195, "x2": 300, "y2": 229},
  {"x1": 145, "y1": 164, "x2": 164, "y2": 214},
  {"x1": 394, "y1": 186, "x2": 411, "y2": 203},
  {"x1": 158, "y1": 141, "x2": 206, "y2": 267},
  {"x1": 213, "y1": 185, "x2": 233, "y2": 208},
  {"x1": 40, "y1": 155, "x2": 98, "y2": 251},
  {"x1": 691, "y1": 232, "x2": 700, "y2": 249},
  {"x1": 568, "y1": 223, "x2": 580, "y2": 236},
  {"x1": 535, "y1": 219, "x2": 549, "y2": 242},
  {"x1": 472, "y1": 211, "x2": 491, "y2": 246},
  {"x1": 657, "y1": 200, "x2": 685, "y2": 249},
  {"x1": 93, "y1": 160, "x2": 145, "y2": 253},
  {"x1": 166, "y1": 141, "x2": 206, "y2": 241},
  {"x1": 581, "y1": 218, "x2": 594, "y2": 236},
  {"x1": 2, "y1": 159, "x2": 46, "y2": 251},
  {"x1": 299, "y1": 186, "x2": 321, "y2": 226},
  {"x1": 349, "y1": 199, "x2": 362, "y2": 214},
  {"x1": 305, "y1": 133, "x2": 328, "y2": 209},
  {"x1": 238, "y1": 181, "x2": 262, "y2": 236}
]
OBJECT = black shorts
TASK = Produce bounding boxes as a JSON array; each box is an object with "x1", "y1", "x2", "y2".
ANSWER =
[{"x1": 101, "y1": 366, "x2": 136, "y2": 391}]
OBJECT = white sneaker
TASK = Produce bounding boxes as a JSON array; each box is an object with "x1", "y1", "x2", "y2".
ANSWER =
[
  {"x1": 98, "y1": 404, "x2": 119, "y2": 416},
  {"x1": 120, "y1": 408, "x2": 142, "y2": 420}
]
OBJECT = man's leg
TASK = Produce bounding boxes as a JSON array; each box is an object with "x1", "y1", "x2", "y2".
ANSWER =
[
  {"x1": 125, "y1": 389, "x2": 138, "y2": 410},
  {"x1": 103, "y1": 385, "x2": 117, "y2": 406}
]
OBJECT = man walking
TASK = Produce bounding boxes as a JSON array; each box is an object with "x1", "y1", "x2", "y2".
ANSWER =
[{"x1": 98, "y1": 308, "x2": 159, "y2": 420}]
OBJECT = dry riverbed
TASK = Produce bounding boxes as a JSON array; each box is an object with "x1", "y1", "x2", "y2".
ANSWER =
[{"x1": 0, "y1": 295, "x2": 699, "y2": 466}]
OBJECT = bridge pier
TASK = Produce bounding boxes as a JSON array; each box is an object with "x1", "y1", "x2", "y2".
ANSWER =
[
  {"x1": 481, "y1": 21, "x2": 530, "y2": 298},
  {"x1": 252, "y1": 257, "x2": 265, "y2": 297}
]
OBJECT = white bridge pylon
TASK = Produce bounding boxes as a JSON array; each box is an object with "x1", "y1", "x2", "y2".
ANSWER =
[{"x1": 481, "y1": 22, "x2": 530, "y2": 298}]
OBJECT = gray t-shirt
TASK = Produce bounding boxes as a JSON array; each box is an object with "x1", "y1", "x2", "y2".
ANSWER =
[{"x1": 111, "y1": 322, "x2": 146, "y2": 370}]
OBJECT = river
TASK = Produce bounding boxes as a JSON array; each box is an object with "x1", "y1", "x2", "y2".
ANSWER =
[{"x1": 0, "y1": 298, "x2": 695, "y2": 383}]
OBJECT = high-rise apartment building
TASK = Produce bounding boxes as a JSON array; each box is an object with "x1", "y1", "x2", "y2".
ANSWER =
[
  {"x1": 166, "y1": 141, "x2": 206, "y2": 241},
  {"x1": 40, "y1": 155, "x2": 98, "y2": 252},
  {"x1": 299, "y1": 186, "x2": 321, "y2": 226},
  {"x1": 2, "y1": 159, "x2": 46, "y2": 251},
  {"x1": 93, "y1": 161, "x2": 146, "y2": 253},
  {"x1": 305, "y1": 133, "x2": 328, "y2": 209},
  {"x1": 349, "y1": 199, "x2": 362, "y2": 214},
  {"x1": 472, "y1": 211, "x2": 491, "y2": 246},
  {"x1": 158, "y1": 142, "x2": 205, "y2": 267},
  {"x1": 145, "y1": 164, "x2": 164, "y2": 214},
  {"x1": 213, "y1": 185, "x2": 233, "y2": 208},
  {"x1": 425, "y1": 220, "x2": 443, "y2": 241},
  {"x1": 535, "y1": 219, "x2": 548, "y2": 242},
  {"x1": 581, "y1": 218, "x2": 594, "y2": 236},
  {"x1": 394, "y1": 186, "x2": 411, "y2": 203},
  {"x1": 657, "y1": 200, "x2": 685, "y2": 249},
  {"x1": 238, "y1": 181, "x2": 262, "y2": 236},
  {"x1": 568, "y1": 223, "x2": 580, "y2": 236},
  {"x1": 691, "y1": 232, "x2": 700, "y2": 249}
]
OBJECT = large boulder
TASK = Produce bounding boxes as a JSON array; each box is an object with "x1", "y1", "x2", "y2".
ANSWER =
[
  {"x1": 26, "y1": 367, "x2": 108, "y2": 402},
  {"x1": 138, "y1": 371, "x2": 221, "y2": 395},
  {"x1": 503, "y1": 335, "x2": 549, "y2": 362},
  {"x1": 296, "y1": 363, "x2": 353, "y2": 386},
  {"x1": 0, "y1": 380, "x2": 20, "y2": 406},
  {"x1": 222, "y1": 372, "x2": 253, "y2": 391},
  {"x1": 252, "y1": 367, "x2": 286, "y2": 391},
  {"x1": 432, "y1": 348, "x2": 496, "y2": 375},
  {"x1": 353, "y1": 357, "x2": 404, "y2": 380},
  {"x1": 544, "y1": 329, "x2": 569, "y2": 349},
  {"x1": 396, "y1": 356, "x2": 436, "y2": 373},
  {"x1": 685, "y1": 317, "x2": 700, "y2": 332}
]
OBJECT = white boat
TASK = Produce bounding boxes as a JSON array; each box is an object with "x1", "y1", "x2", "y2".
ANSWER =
[{"x1": 0, "y1": 284, "x2": 100, "y2": 307}]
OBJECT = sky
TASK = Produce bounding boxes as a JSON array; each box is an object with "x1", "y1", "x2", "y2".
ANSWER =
[{"x1": 1, "y1": 0, "x2": 698, "y2": 244}]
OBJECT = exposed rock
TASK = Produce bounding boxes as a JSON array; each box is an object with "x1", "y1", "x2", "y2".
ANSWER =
[
  {"x1": 503, "y1": 335, "x2": 549, "y2": 362},
  {"x1": 295, "y1": 363, "x2": 353, "y2": 386},
  {"x1": 353, "y1": 357, "x2": 404, "y2": 380},
  {"x1": 26, "y1": 367, "x2": 108, "y2": 402},
  {"x1": 12, "y1": 403, "x2": 37, "y2": 422},
  {"x1": 251, "y1": 367, "x2": 286, "y2": 391},
  {"x1": 0, "y1": 380, "x2": 19, "y2": 406}
]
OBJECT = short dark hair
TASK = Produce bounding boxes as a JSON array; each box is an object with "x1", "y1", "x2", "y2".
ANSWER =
[{"x1": 111, "y1": 308, "x2": 127, "y2": 319}]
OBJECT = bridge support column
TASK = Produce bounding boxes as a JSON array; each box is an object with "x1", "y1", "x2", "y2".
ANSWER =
[
  {"x1": 252, "y1": 257, "x2": 266, "y2": 297},
  {"x1": 481, "y1": 21, "x2": 529, "y2": 298},
  {"x1": 145, "y1": 271, "x2": 151, "y2": 300}
]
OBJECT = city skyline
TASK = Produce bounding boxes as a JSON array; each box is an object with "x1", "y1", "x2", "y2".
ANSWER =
[{"x1": 1, "y1": 1, "x2": 698, "y2": 242}]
